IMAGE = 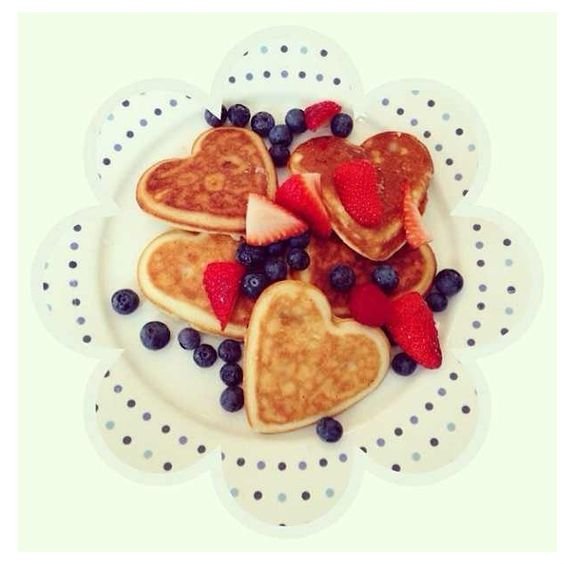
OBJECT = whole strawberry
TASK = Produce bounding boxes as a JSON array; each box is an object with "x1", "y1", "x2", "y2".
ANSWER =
[
  {"x1": 203, "y1": 261, "x2": 245, "y2": 330},
  {"x1": 385, "y1": 292, "x2": 442, "y2": 369},
  {"x1": 333, "y1": 159, "x2": 384, "y2": 227},
  {"x1": 304, "y1": 100, "x2": 342, "y2": 131}
]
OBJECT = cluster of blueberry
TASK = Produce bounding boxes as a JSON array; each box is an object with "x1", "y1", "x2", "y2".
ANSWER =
[
  {"x1": 236, "y1": 231, "x2": 311, "y2": 300},
  {"x1": 328, "y1": 262, "x2": 399, "y2": 294},
  {"x1": 110, "y1": 289, "x2": 245, "y2": 412},
  {"x1": 204, "y1": 103, "x2": 353, "y2": 167}
]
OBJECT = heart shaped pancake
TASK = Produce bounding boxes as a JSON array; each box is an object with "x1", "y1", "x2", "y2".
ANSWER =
[
  {"x1": 137, "y1": 128, "x2": 277, "y2": 235},
  {"x1": 244, "y1": 280, "x2": 390, "y2": 433},
  {"x1": 137, "y1": 230, "x2": 254, "y2": 338},
  {"x1": 289, "y1": 133, "x2": 433, "y2": 260}
]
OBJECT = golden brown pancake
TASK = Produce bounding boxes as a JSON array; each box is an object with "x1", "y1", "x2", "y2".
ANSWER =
[
  {"x1": 244, "y1": 281, "x2": 390, "y2": 433},
  {"x1": 137, "y1": 230, "x2": 254, "y2": 338},
  {"x1": 137, "y1": 128, "x2": 277, "y2": 235},
  {"x1": 295, "y1": 235, "x2": 437, "y2": 317},
  {"x1": 289, "y1": 133, "x2": 433, "y2": 261}
]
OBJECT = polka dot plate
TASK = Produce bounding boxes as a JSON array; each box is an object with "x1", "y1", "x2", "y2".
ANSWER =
[{"x1": 32, "y1": 26, "x2": 541, "y2": 534}]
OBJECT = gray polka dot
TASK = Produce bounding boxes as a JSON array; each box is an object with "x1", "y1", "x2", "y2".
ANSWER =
[
  {"x1": 479, "y1": 284, "x2": 487, "y2": 292},
  {"x1": 300, "y1": 46, "x2": 308, "y2": 54},
  {"x1": 477, "y1": 259, "x2": 485, "y2": 267},
  {"x1": 376, "y1": 438, "x2": 385, "y2": 446},
  {"x1": 467, "y1": 338, "x2": 476, "y2": 346},
  {"x1": 333, "y1": 77, "x2": 341, "y2": 85},
  {"x1": 447, "y1": 422, "x2": 456, "y2": 432},
  {"x1": 107, "y1": 113, "x2": 114, "y2": 121},
  {"x1": 69, "y1": 279, "x2": 78, "y2": 287},
  {"x1": 435, "y1": 144, "x2": 443, "y2": 151},
  {"x1": 320, "y1": 49, "x2": 328, "y2": 57},
  {"x1": 410, "y1": 118, "x2": 418, "y2": 126},
  {"x1": 325, "y1": 488, "x2": 335, "y2": 497},
  {"x1": 438, "y1": 387, "x2": 447, "y2": 396},
  {"x1": 298, "y1": 461, "x2": 307, "y2": 470},
  {"x1": 338, "y1": 453, "x2": 348, "y2": 463},
  {"x1": 477, "y1": 302, "x2": 485, "y2": 310},
  {"x1": 113, "y1": 144, "x2": 122, "y2": 152},
  {"x1": 505, "y1": 307, "x2": 514, "y2": 315},
  {"x1": 442, "y1": 113, "x2": 450, "y2": 121},
  {"x1": 263, "y1": 70, "x2": 271, "y2": 78},
  {"x1": 230, "y1": 487, "x2": 239, "y2": 497},
  {"x1": 411, "y1": 452, "x2": 421, "y2": 461},
  {"x1": 468, "y1": 144, "x2": 476, "y2": 151},
  {"x1": 298, "y1": 71, "x2": 306, "y2": 79},
  {"x1": 410, "y1": 415, "x2": 419, "y2": 424},
  {"x1": 228, "y1": 76, "x2": 235, "y2": 83},
  {"x1": 280, "y1": 45, "x2": 288, "y2": 53},
  {"x1": 277, "y1": 493, "x2": 287, "y2": 502},
  {"x1": 411, "y1": 89, "x2": 420, "y2": 95},
  {"x1": 505, "y1": 258, "x2": 513, "y2": 266},
  {"x1": 178, "y1": 436, "x2": 188, "y2": 445},
  {"x1": 70, "y1": 242, "x2": 79, "y2": 250},
  {"x1": 382, "y1": 98, "x2": 389, "y2": 106},
  {"x1": 143, "y1": 450, "x2": 152, "y2": 459},
  {"x1": 507, "y1": 285, "x2": 516, "y2": 294},
  {"x1": 76, "y1": 316, "x2": 85, "y2": 325},
  {"x1": 454, "y1": 173, "x2": 463, "y2": 181},
  {"x1": 105, "y1": 420, "x2": 115, "y2": 430},
  {"x1": 260, "y1": 45, "x2": 268, "y2": 53},
  {"x1": 281, "y1": 70, "x2": 288, "y2": 78},
  {"x1": 257, "y1": 460, "x2": 266, "y2": 470},
  {"x1": 475, "y1": 241, "x2": 484, "y2": 249},
  {"x1": 169, "y1": 99, "x2": 178, "y2": 107},
  {"x1": 501, "y1": 328, "x2": 509, "y2": 335},
  {"x1": 472, "y1": 320, "x2": 481, "y2": 328},
  {"x1": 139, "y1": 119, "x2": 147, "y2": 126},
  {"x1": 113, "y1": 385, "x2": 122, "y2": 393},
  {"x1": 316, "y1": 73, "x2": 324, "y2": 81},
  {"x1": 142, "y1": 412, "x2": 151, "y2": 421},
  {"x1": 245, "y1": 73, "x2": 253, "y2": 80}
]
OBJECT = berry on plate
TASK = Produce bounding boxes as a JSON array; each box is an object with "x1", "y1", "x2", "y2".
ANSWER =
[
  {"x1": 268, "y1": 144, "x2": 290, "y2": 167},
  {"x1": 371, "y1": 264, "x2": 399, "y2": 294},
  {"x1": 193, "y1": 344, "x2": 218, "y2": 368},
  {"x1": 227, "y1": 104, "x2": 250, "y2": 127},
  {"x1": 348, "y1": 283, "x2": 392, "y2": 327},
  {"x1": 235, "y1": 242, "x2": 266, "y2": 268},
  {"x1": 304, "y1": 100, "x2": 342, "y2": 131},
  {"x1": 391, "y1": 352, "x2": 417, "y2": 376},
  {"x1": 245, "y1": 193, "x2": 307, "y2": 246},
  {"x1": 266, "y1": 240, "x2": 287, "y2": 256},
  {"x1": 287, "y1": 230, "x2": 311, "y2": 248},
  {"x1": 434, "y1": 269, "x2": 464, "y2": 297},
  {"x1": 268, "y1": 124, "x2": 293, "y2": 147},
  {"x1": 329, "y1": 264, "x2": 356, "y2": 292},
  {"x1": 218, "y1": 339, "x2": 242, "y2": 363},
  {"x1": 330, "y1": 113, "x2": 353, "y2": 138},
  {"x1": 385, "y1": 292, "x2": 442, "y2": 369},
  {"x1": 203, "y1": 261, "x2": 245, "y2": 330},
  {"x1": 286, "y1": 248, "x2": 310, "y2": 271},
  {"x1": 275, "y1": 173, "x2": 332, "y2": 238},
  {"x1": 140, "y1": 321, "x2": 170, "y2": 350},
  {"x1": 333, "y1": 159, "x2": 384, "y2": 227},
  {"x1": 111, "y1": 288, "x2": 140, "y2": 315},
  {"x1": 285, "y1": 108, "x2": 307, "y2": 133},
  {"x1": 403, "y1": 181, "x2": 432, "y2": 248},
  {"x1": 204, "y1": 105, "x2": 227, "y2": 128},
  {"x1": 316, "y1": 417, "x2": 343, "y2": 442},
  {"x1": 220, "y1": 363, "x2": 243, "y2": 387},
  {"x1": 426, "y1": 290, "x2": 448, "y2": 312},
  {"x1": 241, "y1": 272, "x2": 268, "y2": 299},
  {"x1": 264, "y1": 256, "x2": 288, "y2": 282},
  {"x1": 220, "y1": 386, "x2": 245, "y2": 412},
  {"x1": 178, "y1": 327, "x2": 201, "y2": 350},
  {"x1": 250, "y1": 111, "x2": 275, "y2": 137}
]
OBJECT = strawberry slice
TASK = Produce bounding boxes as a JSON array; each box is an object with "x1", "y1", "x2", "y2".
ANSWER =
[
  {"x1": 245, "y1": 193, "x2": 308, "y2": 246},
  {"x1": 403, "y1": 181, "x2": 432, "y2": 248},
  {"x1": 385, "y1": 292, "x2": 442, "y2": 368},
  {"x1": 304, "y1": 100, "x2": 342, "y2": 131},
  {"x1": 275, "y1": 173, "x2": 332, "y2": 238},
  {"x1": 203, "y1": 261, "x2": 245, "y2": 330},
  {"x1": 348, "y1": 283, "x2": 392, "y2": 327},
  {"x1": 333, "y1": 159, "x2": 384, "y2": 227}
]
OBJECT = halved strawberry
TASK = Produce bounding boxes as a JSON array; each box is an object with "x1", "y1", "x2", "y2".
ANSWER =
[
  {"x1": 304, "y1": 100, "x2": 342, "y2": 131},
  {"x1": 348, "y1": 283, "x2": 392, "y2": 327},
  {"x1": 403, "y1": 181, "x2": 432, "y2": 248},
  {"x1": 245, "y1": 193, "x2": 308, "y2": 246},
  {"x1": 333, "y1": 159, "x2": 384, "y2": 227},
  {"x1": 203, "y1": 261, "x2": 245, "y2": 330},
  {"x1": 275, "y1": 173, "x2": 332, "y2": 238},
  {"x1": 385, "y1": 292, "x2": 442, "y2": 369}
]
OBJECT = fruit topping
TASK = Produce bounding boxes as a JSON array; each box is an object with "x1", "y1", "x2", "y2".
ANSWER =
[
  {"x1": 245, "y1": 194, "x2": 307, "y2": 246},
  {"x1": 275, "y1": 174, "x2": 332, "y2": 238},
  {"x1": 220, "y1": 363, "x2": 243, "y2": 387},
  {"x1": 287, "y1": 230, "x2": 311, "y2": 248},
  {"x1": 266, "y1": 240, "x2": 287, "y2": 256},
  {"x1": 178, "y1": 327, "x2": 201, "y2": 350},
  {"x1": 268, "y1": 124, "x2": 293, "y2": 147},
  {"x1": 316, "y1": 416, "x2": 343, "y2": 442},
  {"x1": 204, "y1": 105, "x2": 227, "y2": 128},
  {"x1": 264, "y1": 257, "x2": 288, "y2": 282},
  {"x1": 218, "y1": 339, "x2": 242, "y2": 363},
  {"x1": 329, "y1": 264, "x2": 356, "y2": 292},
  {"x1": 193, "y1": 344, "x2": 218, "y2": 368},
  {"x1": 111, "y1": 288, "x2": 140, "y2": 315},
  {"x1": 403, "y1": 182, "x2": 432, "y2": 248},
  {"x1": 371, "y1": 264, "x2": 399, "y2": 294},
  {"x1": 268, "y1": 144, "x2": 290, "y2": 167},
  {"x1": 348, "y1": 283, "x2": 392, "y2": 327},
  {"x1": 333, "y1": 159, "x2": 384, "y2": 227},
  {"x1": 140, "y1": 321, "x2": 170, "y2": 350},
  {"x1": 235, "y1": 242, "x2": 266, "y2": 268},
  {"x1": 203, "y1": 261, "x2": 245, "y2": 330},
  {"x1": 220, "y1": 386, "x2": 245, "y2": 412},
  {"x1": 434, "y1": 268, "x2": 464, "y2": 297},
  {"x1": 425, "y1": 290, "x2": 448, "y2": 312},
  {"x1": 304, "y1": 100, "x2": 342, "y2": 131},
  {"x1": 285, "y1": 108, "x2": 307, "y2": 133},
  {"x1": 391, "y1": 352, "x2": 417, "y2": 376},
  {"x1": 250, "y1": 111, "x2": 275, "y2": 137},
  {"x1": 241, "y1": 272, "x2": 268, "y2": 299},
  {"x1": 286, "y1": 248, "x2": 310, "y2": 271},
  {"x1": 226, "y1": 103, "x2": 250, "y2": 127},
  {"x1": 330, "y1": 112, "x2": 353, "y2": 138},
  {"x1": 385, "y1": 292, "x2": 442, "y2": 369}
]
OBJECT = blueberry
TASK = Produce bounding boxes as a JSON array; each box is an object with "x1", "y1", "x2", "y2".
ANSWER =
[
  {"x1": 178, "y1": 327, "x2": 201, "y2": 350},
  {"x1": 329, "y1": 264, "x2": 356, "y2": 292},
  {"x1": 264, "y1": 257, "x2": 288, "y2": 282},
  {"x1": 372, "y1": 264, "x2": 399, "y2": 294},
  {"x1": 220, "y1": 386, "x2": 245, "y2": 412},
  {"x1": 227, "y1": 104, "x2": 250, "y2": 127},
  {"x1": 241, "y1": 272, "x2": 268, "y2": 299},
  {"x1": 193, "y1": 344, "x2": 217, "y2": 368},
  {"x1": 268, "y1": 124, "x2": 293, "y2": 147},
  {"x1": 287, "y1": 231, "x2": 311, "y2": 248},
  {"x1": 391, "y1": 352, "x2": 417, "y2": 376},
  {"x1": 426, "y1": 291, "x2": 448, "y2": 312},
  {"x1": 235, "y1": 242, "x2": 266, "y2": 268},
  {"x1": 434, "y1": 269, "x2": 464, "y2": 297},
  {"x1": 267, "y1": 240, "x2": 287, "y2": 256},
  {"x1": 140, "y1": 321, "x2": 170, "y2": 350},
  {"x1": 218, "y1": 339, "x2": 242, "y2": 363},
  {"x1": 330, "y1": 113, "x2": 354, "y2": 138},
  {"x1": 287, "y1": 248, "x2": 310, "y2": 271},
  {"x1": 220, "y1": 363, "x2": 243, "y2": 386},
  {"x1": 316, "y1": 417, "x2": 343, "y2": 443},
  {"x1": 204, "y1": 105, "x2": 227, "y2": 127},
  {"x1": 111, "y1": 289, "x2": 140, "y2": 315},
  {"x1": 285, "y1": 108, "x2": 306, "y2": 134},
  {"x1": 250, "y1": 111, "x2": 275, "y2": 137},
  {"x1": 269, "y1": 144, "x2": 290, "y2": 167}
]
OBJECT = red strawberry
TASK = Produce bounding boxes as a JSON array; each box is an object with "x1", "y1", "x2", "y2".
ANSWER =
[
  {"x1": 275, "y1": 173, "x2": 332, "y2": 238},
  {"x1": 246, "y1": 193, "x2": 307, "y2": 246},
  {"x1": 385, "y1": 292, "x2": 442, "y2": 369},
  {"x1": 348, "y1": 283, "x2": 392, "y2": 327},
  {"x1": 304, "y1": 100, "x2": 342, "y2": 131},
  {"x1": 333, "y1": 159, "x2": 384, "y2": 227},
  {"x1": 203, "y1": 261, "x2": 245, "y2": 330},
  {"x1": 403, "y1": 181, "x2": 432, "y2": 248}
]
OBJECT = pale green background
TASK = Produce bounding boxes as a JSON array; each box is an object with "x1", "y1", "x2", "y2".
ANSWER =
[{"x1": 19, "y1": 13, "x2": 556, "y2": 551}]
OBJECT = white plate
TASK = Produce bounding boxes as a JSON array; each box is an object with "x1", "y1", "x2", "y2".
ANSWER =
[{"x1": 32, "y1": 26, "x2": 542, "y2": 534}]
